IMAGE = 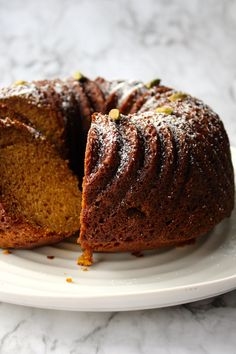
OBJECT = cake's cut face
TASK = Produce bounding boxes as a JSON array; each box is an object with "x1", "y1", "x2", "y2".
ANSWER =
[
  {"x1": 0, "y1": 79, "x2": 85, "y2": 176},
  {"x1": 0, "y1": 118, "x2": 81, "y2": 248},
  {"x1": 79, "y1": 92, "x2": 234, "y2": 252},
  {"x1": 0, "y1": 81, "x2": 67, "y2": 149}
]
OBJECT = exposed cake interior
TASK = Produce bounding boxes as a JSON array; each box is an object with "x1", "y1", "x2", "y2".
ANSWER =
[
  {"x1": 0, "y1": 119, "x2": 81, "y2": 235},
  {"x1": 0, "y1": 98, "x2": 65, "y2": 152},
  {"x1": 0, "y1": 81, "x2": 83, "y2": 177}
]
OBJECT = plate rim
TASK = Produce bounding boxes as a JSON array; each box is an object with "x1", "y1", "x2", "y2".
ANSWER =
[{"x1": 0, "y1": 146, "x2": 235, "y2": 311}]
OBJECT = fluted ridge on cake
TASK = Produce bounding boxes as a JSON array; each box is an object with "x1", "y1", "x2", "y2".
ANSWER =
[{"x1": 80, "y1": 91, "x2": 234, "y2": 252}]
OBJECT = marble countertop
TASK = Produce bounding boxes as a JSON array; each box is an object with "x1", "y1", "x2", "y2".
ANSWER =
[{"x1": 0, "y1": 0, "x2": 236, "y2": 352}]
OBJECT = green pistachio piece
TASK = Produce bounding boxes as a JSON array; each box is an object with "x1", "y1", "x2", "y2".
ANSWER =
[
  {"x1": 109, "y1": 108, "x2": 120, "y2": 121},
  {"x1": 168, "y1": 92, "x2": 187, "y2": 102},
  {"x1": 13, "y1": 80, "x2": 28, "y2": 86},
  {"x1": 73, "y1": 71, "x2": 85, "y2": 81},
  {"x1": 156, "y1": 106, "x2": 173, "y2": 115},
  {"x1": 145, "y1": 78, "x2": 161, "y2": 89}
]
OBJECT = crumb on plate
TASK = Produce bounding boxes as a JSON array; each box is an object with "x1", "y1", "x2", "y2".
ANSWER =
[
  {"x1": 66, "y1": 277, "x2": 73, "y2": 283},
  {"x1": 77, "y1": 249, "x2": 93, "y2": 266},
  {"x1": 47, "y1": 255, "x2": 55, "y2": 259},
  {"x1": 2, "y1": 249, "x2": 12, "y2": 255}
]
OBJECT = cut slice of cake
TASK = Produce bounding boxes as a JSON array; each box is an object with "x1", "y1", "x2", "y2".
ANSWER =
[
  {"x1": 0, "y1": 79, "x2": 85, "y2": 176},
  {"x1": 0, "y1": 118, "x2": 81, "y2": 248}
]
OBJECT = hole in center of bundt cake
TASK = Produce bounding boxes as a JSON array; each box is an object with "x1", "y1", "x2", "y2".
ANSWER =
[{"x1": 0, "y1": 138, "x2": 81, "y2": 234}]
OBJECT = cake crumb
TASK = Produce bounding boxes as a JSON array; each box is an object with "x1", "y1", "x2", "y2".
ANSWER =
[
  {"x1": 82, "y1": 267, "x2": 88, "y2": 272},
  {"x1": 66, "y1": 277, "x2": 73, "y2": 283},
  {"x1": 2, "y1": 249, "x2": 12, "y2": 255},
  {"x1": 77, "y1": 249, "x2": 93, "y2": 266},
  {"x1": 47, "y1": 255, "x2": 55, "y2": 260}
]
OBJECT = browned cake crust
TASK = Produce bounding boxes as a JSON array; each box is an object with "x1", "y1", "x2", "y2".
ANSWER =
[
  {"x1": 79, "y1": 89, "x2": 234, "y2": 252},
  {"x1": 0, "y1": 202, "x2": 67, "y2": 249},
  {"x1": 0, "y1": 75, "x2": 234, "y2": 252}
]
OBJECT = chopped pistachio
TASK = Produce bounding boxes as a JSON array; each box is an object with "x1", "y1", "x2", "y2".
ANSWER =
[
  {"x1": 109, "y1": 108, "x2": 120, "y2": 121},
  {"x1": 168, "y1": 92, "x2": 187, "y2": 102},
  {"x1": 13, "y1": 80, "x2": 28, "y2": 86},
  {"x1": 156, "y1": 106, "x2": 173, "y2": 115},
  {"x1": 145, "y1": 78, "x2": 161, "y2": 89},
  {"x1": 73, "y1": 71, "x2": 85, "y2": 81}
]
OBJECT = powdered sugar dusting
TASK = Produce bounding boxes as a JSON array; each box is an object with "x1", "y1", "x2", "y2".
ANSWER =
[
  {"x1": 131, "y1": 90, "x2": 220, "y2": 144},
  {"x1": 109, "y1": 80, "x2": 144, "y2": 107},
  {"x1": 0, "y1": 82, "x2": 45, "y2": 104}
]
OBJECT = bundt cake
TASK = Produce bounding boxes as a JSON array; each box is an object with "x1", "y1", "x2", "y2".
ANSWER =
[{"x1": 0, "y1": 74, "x2": 234, "y2": 252}]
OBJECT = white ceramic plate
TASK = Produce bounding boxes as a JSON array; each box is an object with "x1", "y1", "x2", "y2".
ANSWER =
[{"x1": 0, "y1": 148, "x2": 236, "y2": 312}]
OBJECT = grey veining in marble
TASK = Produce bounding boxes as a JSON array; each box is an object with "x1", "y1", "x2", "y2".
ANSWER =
[
  {"x1": 0, "y1": 0, "x2": 236, "y2": 353},
  {"x1": 0, "y1": 293, "x2": 236, "y2": 354}
]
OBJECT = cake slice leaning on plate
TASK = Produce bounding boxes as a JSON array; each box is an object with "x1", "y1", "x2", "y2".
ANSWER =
[{"x1": 0, "y1": 118, "x2": 81, "y2": 248}]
